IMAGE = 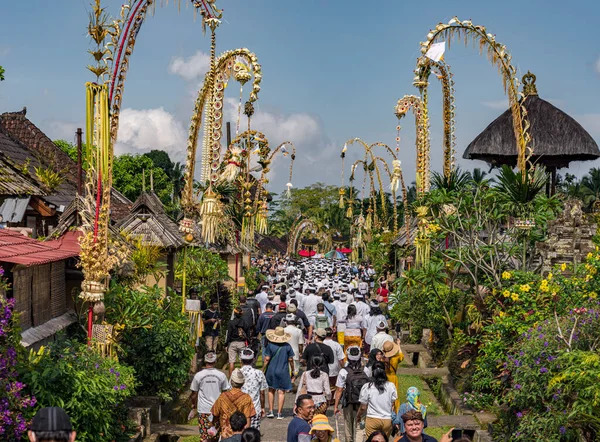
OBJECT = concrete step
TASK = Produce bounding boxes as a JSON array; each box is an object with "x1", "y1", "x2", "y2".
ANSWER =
[
  {"x1": 428, "y1": 414, "x2": 480, "y2": 429},
  {"x1": 401, "y1": 344, "x2": 428, "y2": 353},
  {"x1": 397, "y1": 367, "x2": 449, "y2": 376}
]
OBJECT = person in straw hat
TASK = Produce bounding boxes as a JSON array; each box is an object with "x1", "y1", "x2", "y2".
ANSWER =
[
  {"x1": 310, "y1": 414, "x2": 341, "y2": 442},
  {"x1": 264, "y1": 326, "x2": 295, "y2": 419},
  {"x1": 382, "y1": 341, "x2": 403, "y2": 412}
]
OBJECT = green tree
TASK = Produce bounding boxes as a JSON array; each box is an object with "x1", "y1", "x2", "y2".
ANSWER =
[
  {"x1": 581, "y1": 167, "x2": 600, "y2": 209},
  {"x1": 0, "y1": 65, "x2": 5, "y2": 81},
  {"x1": 175, "y1": 247, "x2": 231, "y2": 301},
  {"x1": 113, "y1": 154, "x2": 173, "y2": 206},
  {"x1": 54, "y1": 139, "x2": 78, "y2": 161}
]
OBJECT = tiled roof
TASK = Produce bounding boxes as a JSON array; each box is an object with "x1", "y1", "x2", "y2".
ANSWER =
[{"x1": 0, "y1": 229, "x2": 80, "y2": 266}]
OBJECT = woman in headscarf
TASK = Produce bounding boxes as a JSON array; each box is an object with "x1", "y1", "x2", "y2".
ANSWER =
[
  {"x1": 393, "y1": 386, "x2": 428, "y2": 434},
  {"x1": 364, "y1": 348, "x2": 384, "y2": 378}
]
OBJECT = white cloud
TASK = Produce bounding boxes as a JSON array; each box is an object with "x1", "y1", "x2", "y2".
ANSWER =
[
  {"x1": 42, "y1": 119, "x2": 80, "y2": 141},
  {"x1": 576, "y1": 113, "x2": 600, "y2": 137},
  {"x1": 481, "y1": 99, "x2": 509, "y2": 110},
  {"x1": 168, "y1": 51, "x2": 211, "y2": 81},
  {"x1": 115, "y1": 107, "x2": 187, "y2": 162}
]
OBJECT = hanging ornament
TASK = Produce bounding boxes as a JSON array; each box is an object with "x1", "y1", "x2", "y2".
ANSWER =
[
  {"x1": 391, "y1": 159, "x2": 402, "y2": 192},
  {"x1": 219, "y1": 146, "x2": 243, "y2": 183}
]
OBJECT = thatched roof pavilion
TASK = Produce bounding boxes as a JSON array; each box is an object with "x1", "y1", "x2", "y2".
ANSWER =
[{"x1": 464, "y1": 72, "x2": 599, "y2": 191}]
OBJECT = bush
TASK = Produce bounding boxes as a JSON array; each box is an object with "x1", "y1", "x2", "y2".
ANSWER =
[
  {"x1": 105, "y1": 285, "x2": 194, "y2": 401},
  {"x1": 0, "y1": 296, "x2": 37, "y2": 441},
  {"x1": 22, "y1": 342, "x2": 135, "y2": 442}
]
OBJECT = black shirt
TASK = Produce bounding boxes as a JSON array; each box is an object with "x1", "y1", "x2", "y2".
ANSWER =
[
  {"x1": 227, "y1": 317, "x2": 251, "y2": 344},
  {"x1": 202, "y1": 309, "x2": 221, "y2": 337},
  {"x1": 268, "y1": 311, "x2": 287, "y2": 330},
  {"x1": 302, "y1": 342, "x2": 334, "y2": 374}
]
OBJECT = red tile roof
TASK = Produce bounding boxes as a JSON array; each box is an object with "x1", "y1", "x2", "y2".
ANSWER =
[{"x1": 0, "y1": 229, "x2": 81, "y2": 266}]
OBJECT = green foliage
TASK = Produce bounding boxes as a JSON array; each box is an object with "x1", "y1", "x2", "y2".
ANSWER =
[
  {"x1": 431, "y1": 168, "x2": 472, "y2": 191},
  {"x1": 53, "y1": 139, "x2": 78, "y2": 162},
  {"x1": 104, "y1": 284, "x2": 194, "y2": 401},
  {"x1": 364, "y1": 230, "x2": 395, "y2": 277},
  {"x1": 113, "y1": 154, "x2": 174, "y2": 206},
  {"x1": 495, "y1": 165, "x2": 549, "y2": 218},
  {"x1": 0, "y1": 65, "x2": 5, "y2": 81},
  {"x1": 243, "y1": 266, "x2": 265, "y2": 293},
  {"x1": 175, "y1": 247, "x2": 230, "y2": 301},
  {"x1": 120, "y1": 236, "x2": 167, "y2": 286},
  {"x1": 34, "y1": 166, "x2": 63, "y2": 191},
  {"x1": 22, "y1": 342, "x2": 136, "y2": 442}
]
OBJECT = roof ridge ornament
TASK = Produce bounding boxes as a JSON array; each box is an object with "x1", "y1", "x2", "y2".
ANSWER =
[{"x1": 522, "y1": 71, "x2": 538, "y2": 96}]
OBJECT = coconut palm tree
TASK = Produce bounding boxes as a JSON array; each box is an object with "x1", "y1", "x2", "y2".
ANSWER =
[
  {"x1": 581, "y1": 168, "x2": 600, "y2": 209},
  {"x1": 470, "y1": 167, "x2": 489, "y2": 185}
]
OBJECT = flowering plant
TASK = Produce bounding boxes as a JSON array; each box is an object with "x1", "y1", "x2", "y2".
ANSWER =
[
  {"x1": 21, "y1": 341, "x2": 136, "y2": 441},
  {"x1": 0, "y1": 295, "x2": 36, "y2": 441}
]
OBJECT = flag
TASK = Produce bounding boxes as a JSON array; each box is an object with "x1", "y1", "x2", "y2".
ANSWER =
[{"x1": 425, "y1": 42, "x2": 446, "y2": 62}]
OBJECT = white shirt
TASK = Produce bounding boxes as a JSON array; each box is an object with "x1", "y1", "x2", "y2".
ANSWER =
[
  {"x1": 332, "y1": 300, "x2": 348, "y2": 332},
  {"x1": 358, "y1": 381, "x2": 398, "y2": 419},
  {"x1": 240, "y1": 365, "x2": 268, "y2": 415},
  {"x1": 190, "y1": 368, "x2": 230, "y2": 414},
  {"x1": 371, "y1": 331, "x2": 394, "y2": 351},
  {"x1": 364, "y1": 314, "x2": 387, "y2": 345},
  {"x1": 353, "y1": 301, "x2": 371, "y2": 319},
  {"x1": 303, "y1": 294, "x2": 321, "y2": 324},
  {"x1": 256, "y1": 291, "x2": 269, "y2": 313},
  {"x1": 285, "y1": 324, "x2": 305, "y2": 360},
  {"x1": 358, "y1": 281, "x2": 369, "y2": 295},
  {"x1": 323, "y1": 338, "x2": 345, "y2": 377}
]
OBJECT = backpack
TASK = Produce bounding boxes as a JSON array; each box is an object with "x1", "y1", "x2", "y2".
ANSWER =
[
  {"x1": 344, "y1": 366, "x2": 369, "y2": 406},
  {"x1": 314, "y1": 314, "x2": 329, "y2": 330}
]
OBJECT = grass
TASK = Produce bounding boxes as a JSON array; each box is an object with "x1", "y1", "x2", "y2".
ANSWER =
[
  {"x1": 396, "y1": 374, "x2": 444, "y2": 416},
  {"x1": 427, "y1": 426, "x2": 452, "y2": 439},
  {"x1": 179, "y1": 437, "x2": 198, "y2": 442}
]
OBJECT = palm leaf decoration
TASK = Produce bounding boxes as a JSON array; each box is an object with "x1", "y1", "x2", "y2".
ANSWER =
[{"x1": 421, "y1": 18, "x2": 532, "y2": 175}]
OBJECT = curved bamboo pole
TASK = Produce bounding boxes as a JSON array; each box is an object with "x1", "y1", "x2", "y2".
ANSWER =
[
  {"x1": 418, "y1": 17, "x2": 532, "y2": 176},
  {"x1": 413, "y1": 59, "x2": 456, "y2": 178}
]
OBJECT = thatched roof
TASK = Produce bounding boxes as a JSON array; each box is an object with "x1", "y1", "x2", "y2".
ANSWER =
[
  {"x1": 257, "y1": 235, "x2": 288, "y2": 254},
  {"x1": 464, "y1": 73, "x2": 600, "y2": 169},
  {"x1": 117, "y1": 191, "x2": 184, "y2": 249}
]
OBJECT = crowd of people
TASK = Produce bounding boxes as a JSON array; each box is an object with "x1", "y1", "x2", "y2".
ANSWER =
[{"x1": 190, "y1": 257, "x2": 458, "y2": 442}]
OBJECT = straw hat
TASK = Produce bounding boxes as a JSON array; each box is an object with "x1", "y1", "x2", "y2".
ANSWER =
[
  {"x1": 382, "y1": 340, "x2": 400, "y2": 358},
  {"x1": 266, "y1": 327, "x2": 291, "y2": 343},
  {"x1": 309, "y1": 414, "x2": 335, "y2": 434}
]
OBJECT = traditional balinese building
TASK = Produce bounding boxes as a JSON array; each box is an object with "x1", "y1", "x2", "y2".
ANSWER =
[
  {"x1": 0, "y1": 229, "x2": 81, "y2": 348},
  {"x1": 463, "y1": 72, "x2": 600, "y2": 194},
  {"x1": 0, "y1": 108, "x2": 132, "y2": 236},
  {"x1": 117, "y1": 188, "x2": 184, "y2": 291}
]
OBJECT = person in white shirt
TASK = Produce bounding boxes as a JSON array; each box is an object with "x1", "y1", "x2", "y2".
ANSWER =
[
  {"x1": 255, "y1": 285, "x2": 269, "y2": 314},
  {"x1": 239, "y1": 348, "x2": 269, "y2": 430},
  {"x1": 371, "y1": 320, "x2": 394, "y2": 351},
  {"x1": 356, "y1": 362, "x2": 398, "y2": 439},
  {"x1": 358, "y1": 279, "x2": 369, "y2": 297},
  {"x1": 364, "y1": 303, "x2": 388, "y2": 354},
  {"x1": 323, "y1": 328, "x2": 345, "y2": 401},
  {"x1": 189, "y1": 352, "x2": 231, "y2": 440},
  {"x1": 283, "y1": 314, "x2": 304, "y2": 377},
  {"x1": 303, "y1": 289, "x2": 321, "y2": 326},
  {"x1": 333, "y1": 293, "x2": 349, "y2": 345},
  {"x1": 352, "y1": 294, "x2": 371, "y2": 319}
]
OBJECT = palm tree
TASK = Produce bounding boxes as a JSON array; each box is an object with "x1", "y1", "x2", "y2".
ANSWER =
[
  {"x1": 471, "y1": 167, "x2": 488, "y2": 185},
  {"x1": 431, "y1": 168, "x2": 471, "y2": 191},
  {"x1": 581, "y1": 168, "x2": 600, "y2": 209},
  {"x1": 495, "y1": 165, "x2": 548, "y2": 217}
]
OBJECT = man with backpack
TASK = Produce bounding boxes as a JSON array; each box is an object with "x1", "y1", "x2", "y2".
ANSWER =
[
  {"x1": 226, "y1": 307, "x2": 252, "y2": 377},
  {"x1": 334, "y1": 345, "x2": 369, "y2": 442}
]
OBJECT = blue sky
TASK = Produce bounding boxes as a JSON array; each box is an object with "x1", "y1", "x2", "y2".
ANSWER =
[{"x1": 1, "y1": 0, "x2": 599, "y2": 193}]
